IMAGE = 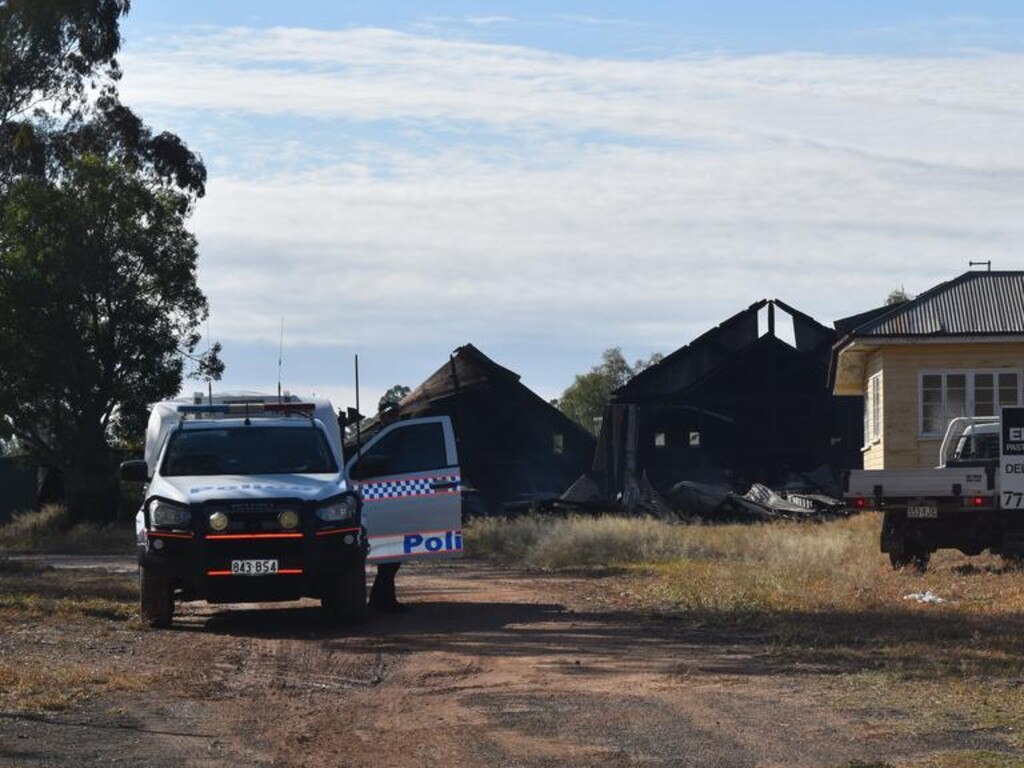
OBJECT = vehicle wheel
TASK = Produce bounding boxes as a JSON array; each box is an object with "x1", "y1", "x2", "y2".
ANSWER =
[
  {"x1": 324, "y1": 557, "x2": 367, "y2": 624},
  {"x1": 139, "y1": 565, "x2": 173, "y2": 628},
  {"x1": 889, "y1": 551, "x2": 930, "y2": 573}
]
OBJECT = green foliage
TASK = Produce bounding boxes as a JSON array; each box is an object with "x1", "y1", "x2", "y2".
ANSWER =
[
  {"x1": 0, "y1": 1, "x2": 210, "y2": 518},
  {"x1": 557, "y1": 347, "x2": 662, "y2": 433},
  {"x1": 0, "y1": 155, "x2": 207, "y2": 477},
  {"x1": 378, "y1": 384, "x2": 411, "y2": 413},
  {"x1": 0, "y1": 0, "x2": 130, "y2": 125},
  {"x1": 885, "y1": 286, "x2": 913, "y2": 306}
]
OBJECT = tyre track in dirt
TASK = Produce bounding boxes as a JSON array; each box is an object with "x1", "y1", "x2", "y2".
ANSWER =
[
  {"x1": 5, "y1": 559, "x2": 1017, "y2": 767},
  {"x1": 127, "y1": 562, "x2": 994, "y2": 767}
]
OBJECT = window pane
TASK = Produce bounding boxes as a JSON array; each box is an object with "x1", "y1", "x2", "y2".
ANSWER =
[
  {"x1": 946, "y1": 374, "x2": 966, "y2": 420},
  {"x1": 975, "y1": 373, "x2": 995, "y2": 416},
  {"x1": 921, "y1": 386, "x2": 942, "y2": 407},
  {"x1": 921, "y1": 380, "x2": 942, "y2": 433},
  {"x1": 353, "y1": 423, "x2": 448, "y2": 477},
  {"x1": 872, "y1": 380, "x2": 881, "y2": 438},
  {"x1": 922, "y1": 403, "x2": 943, "y2": 435},
  {"x1": 999, "y1": 373, "x2": 1020, "y2": 407}
]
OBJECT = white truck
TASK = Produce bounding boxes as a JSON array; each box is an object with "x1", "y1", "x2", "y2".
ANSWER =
[
  {"x1": 845, "y1": 407, "x2": 1024, "y2": 571},
  {"x1": 121, "y1": 393, "x2": 464, "y2": 627}
]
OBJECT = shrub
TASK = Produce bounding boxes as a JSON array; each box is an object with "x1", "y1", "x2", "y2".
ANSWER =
[{"x1": 0, "y1": 505, "x2": 135, "y2": 554}]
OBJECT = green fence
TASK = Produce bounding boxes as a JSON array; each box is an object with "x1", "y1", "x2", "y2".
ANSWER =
[{"x1": 0, "y1": 457, "x2": 36, "y2": 523}]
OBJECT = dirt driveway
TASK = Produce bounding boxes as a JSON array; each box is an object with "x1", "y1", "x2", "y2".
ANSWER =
[{"x1": 1, "y1": 558, "x2": 1016, "y2": 767}]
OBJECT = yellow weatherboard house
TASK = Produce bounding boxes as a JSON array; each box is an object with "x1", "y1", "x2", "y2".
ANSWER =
[{"x1": 830, "y1": 271, "x2": 1024, "y2": 470}]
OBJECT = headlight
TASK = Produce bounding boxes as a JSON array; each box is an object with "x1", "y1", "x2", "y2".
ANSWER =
[
  {"x1": 316, "y1": 495, "x2": 358, "y2": 522},
  {"x1": 208, "y1": 511, "x2": 229, "y2": 532},
  {"x1": 278, "y1": 510, "x2": 300, "y2": 530},
  {"x1": 149, "y1": 500, "x2": 191, "y2": 528}
]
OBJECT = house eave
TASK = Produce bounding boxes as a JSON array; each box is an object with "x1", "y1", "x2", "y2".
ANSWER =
[
  {"x1": 833, "y1": 340, "x2": 877, "y2": 396},
  {"x1": 831, "y1": 334, "x2": 1024, "y2": 396}
]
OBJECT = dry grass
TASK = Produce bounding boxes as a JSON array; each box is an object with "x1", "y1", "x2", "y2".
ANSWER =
[
  {"x1": 0, "y1": 564, "x2": 145, "y2": 713},
  {"x1": 467, "y1": 512, "x2": 1024, "y2": 746},
  {"x1": 0, "y1": 659, "x2": 147, "y2": 712},
  {"x1": 915, "y1": 752, "x2": 1024, "y2": 768},
  {"x1": 465, "y1": 512, "x2": 1024, "y2": 618},
  {"x1": 0, "y1": 567, "x2": 136, "y2": 624},
  {"x1": 0, "y1": 504, "x2": 135, "y2": 554}
]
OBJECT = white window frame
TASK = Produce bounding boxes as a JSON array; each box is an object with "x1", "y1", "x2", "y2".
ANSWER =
[
  {"x1": 918, "y1": 368, "x2": 1023, "y2": 437},
  {"x1": 864, "y1": 372, "x2": 882, "y2": 447}
]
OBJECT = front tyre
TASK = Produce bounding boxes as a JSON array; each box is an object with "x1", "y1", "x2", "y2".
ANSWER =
[
  {"x1": 323, "y1": 557, "x2": 367, "y2": 624},
  {"x1": 139, "y1": 564, "x2": 173, "y2": 628}
]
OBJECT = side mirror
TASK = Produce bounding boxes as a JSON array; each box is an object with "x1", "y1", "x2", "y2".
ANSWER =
[
  {"x1": 120, "y1": 459, "x2": 149, "y2": 483},
  {"x1": 351, "y1": 454, "x2": 392, "y2": 480}
]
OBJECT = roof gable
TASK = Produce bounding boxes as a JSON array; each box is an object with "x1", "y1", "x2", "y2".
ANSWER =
[{"x1": 616, "y1": 299, "x2": 835, "y2": 401}]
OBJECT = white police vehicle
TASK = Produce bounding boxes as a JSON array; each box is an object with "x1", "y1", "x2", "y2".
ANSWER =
[{"x1": 123, "y1": 394, "x2": 464, "y2": 628}]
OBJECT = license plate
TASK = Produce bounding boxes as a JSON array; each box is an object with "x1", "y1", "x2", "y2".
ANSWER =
[
  {"x1": 907, "y1": 505, "x2": 938, "y2": 519},
  {"x1": 230, "y1": 559, "x2": 279, "y2": 576}
]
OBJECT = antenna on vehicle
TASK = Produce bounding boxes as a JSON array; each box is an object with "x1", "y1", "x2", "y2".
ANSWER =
[
  {"x1": 277, "y1": 317, "x2": 285, "y2": 404},
  {"x1": 970, "y1": 260, "x2": 992, "y2": 272}
]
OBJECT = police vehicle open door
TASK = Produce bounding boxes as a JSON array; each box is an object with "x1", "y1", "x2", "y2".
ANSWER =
[{"x1": 346, "y1": 416, "x2": 463, "y2": 563}]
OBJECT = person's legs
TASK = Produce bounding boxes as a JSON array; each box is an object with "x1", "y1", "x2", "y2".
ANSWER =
[{"x1": 369, "y1": 562, "x2": 403, "y2": 610}]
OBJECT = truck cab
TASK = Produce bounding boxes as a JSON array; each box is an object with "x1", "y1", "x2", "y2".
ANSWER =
[{"x1": 942, "y1": 419, "x2": 1000, "y2": 468}]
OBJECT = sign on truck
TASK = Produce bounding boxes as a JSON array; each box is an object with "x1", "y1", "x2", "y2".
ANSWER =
[{"x1": 1001, "y1": 407, "x2": 1024, "y2": 511}]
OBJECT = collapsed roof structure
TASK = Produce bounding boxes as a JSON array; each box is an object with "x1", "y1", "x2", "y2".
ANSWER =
[
  {"x1": 354, "y1": 344, "x2": 596, "y2": 514},
  {"x1": 590, "y1": 300, "x2": 863, "y2": 507}
]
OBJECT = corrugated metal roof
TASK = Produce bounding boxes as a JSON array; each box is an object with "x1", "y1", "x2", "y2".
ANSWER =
[{"x1": 851, "y1": 271, "x2": 1024, "y2": 337}]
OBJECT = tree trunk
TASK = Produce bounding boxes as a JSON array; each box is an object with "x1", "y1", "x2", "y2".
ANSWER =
[
  {"x1": 64, "y1": 466, "x2": 119, "y2": 522},
  {"x1": 64, "y1": 433, "x2": 119, "y2": 522}
]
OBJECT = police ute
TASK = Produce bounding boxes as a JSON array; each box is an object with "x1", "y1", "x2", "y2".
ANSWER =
[{"x1": 122, "y1": 393, "x2": 465, "y2": 628}]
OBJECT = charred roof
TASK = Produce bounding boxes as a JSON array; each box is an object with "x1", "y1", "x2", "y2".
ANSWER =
[{"x1": 615, "y1": 299, "x2": 836, "y2": 402}]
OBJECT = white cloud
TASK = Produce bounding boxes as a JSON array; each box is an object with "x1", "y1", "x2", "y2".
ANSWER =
[
  {"x1": 425, "y1": 15, "x2": 517, "y2": 27},
  {"x1": 550, "y1": 14, "x2": 647, "y2": 28},
  {"x1": 118, "y1": 27, "x2": 1024, "y2": 373}
]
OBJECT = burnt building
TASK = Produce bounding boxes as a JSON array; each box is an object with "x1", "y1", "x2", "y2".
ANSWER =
[
  {"x1": 594, "y1": 300, "x2": 863, "y2": 500},
  {"x1": 355, "y1": 344, "x2": 596, "y2": 514}
]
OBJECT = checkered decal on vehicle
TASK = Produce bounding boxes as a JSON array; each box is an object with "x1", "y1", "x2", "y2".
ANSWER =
[{"x1": 361, "y1": 474, "x2": 461, "y2": 502}]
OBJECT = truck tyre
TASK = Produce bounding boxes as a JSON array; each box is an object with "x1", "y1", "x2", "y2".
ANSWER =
[
  {"x1": 139, "y1": 565, "x2": 173, "y2": 628},
  {"x1": 324, "y1": 557, "x2": 367, "y2": 625},
  {"x1": 889, "y1": 551, "x2": 930, "y2": 573}
]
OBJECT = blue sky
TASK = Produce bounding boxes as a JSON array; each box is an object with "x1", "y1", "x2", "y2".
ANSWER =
[{"x1": 115, "y1": 3, "x2": 1024, "y2": 408}]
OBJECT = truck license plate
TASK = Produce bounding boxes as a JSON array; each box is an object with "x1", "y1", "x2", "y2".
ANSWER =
[
  {"x1": 230, "y1": 559, "x2": 279, "y2": 576},
  {"x1": 907, "y1": 505, "x2": 938, "y2": 519}
]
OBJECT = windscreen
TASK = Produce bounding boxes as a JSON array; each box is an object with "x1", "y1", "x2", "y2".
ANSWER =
[{"x1": 162, "y1": 427, "x2": 338, "y2": 476}]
